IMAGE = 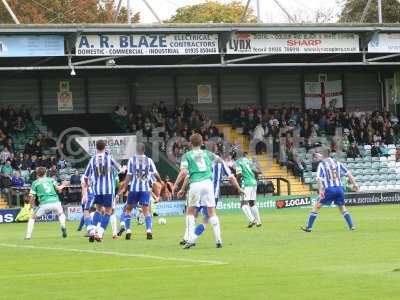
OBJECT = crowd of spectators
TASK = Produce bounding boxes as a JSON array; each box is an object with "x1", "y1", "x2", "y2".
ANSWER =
[
  {"x1": 0, "y1": 106, "x2": 71, "y2": 197},
  {"x1": 114, "y1": 99, "x2": 223, "y2": 165},
  {"x1": 230, "y1": 105, "x2": 400, "y2": 182}
]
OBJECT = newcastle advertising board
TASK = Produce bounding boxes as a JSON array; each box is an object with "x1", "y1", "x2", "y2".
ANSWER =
[{"x1": 75, "y1": 34, "x2": 219, "y2": 56}]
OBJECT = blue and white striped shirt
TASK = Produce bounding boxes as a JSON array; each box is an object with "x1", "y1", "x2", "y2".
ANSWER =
[
  {"x1": 127, "y1": 155, "x2": 158, "y2": 192},
  {"x1": 213, "y1": 162, "x2": 232, "y2": 200},
  {"x1": 317, "y1": 158, "x2": 349, "y2": 190},
  {"x1": 84, "y1": 153, "x2": 120, "y2": 195}
]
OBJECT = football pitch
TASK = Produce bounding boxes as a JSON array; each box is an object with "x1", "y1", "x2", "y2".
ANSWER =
[{"x1": 0, "y1": 205, "x2": 399, "y2": 300}]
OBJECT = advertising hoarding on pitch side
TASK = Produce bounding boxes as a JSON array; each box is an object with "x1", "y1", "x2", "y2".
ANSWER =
[
  {"x1": 0, "y1": 35, "x2": 64, "y2": 57},
  {"x1": 75, "y1": 135, "x2": 136, "y2": 161},
  {"x1": 227, "y1": 32, "x2": 359, "y2": 54},
  {"x1": 75, "y1": 34, "x2": 219, "y2": 56}
]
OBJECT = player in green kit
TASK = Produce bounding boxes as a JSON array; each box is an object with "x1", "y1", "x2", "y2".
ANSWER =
[
  {"x1": 175, "y1": 133, "x2": 243, "y2": 249},
  {"x1": 234, "y1": 151, "x2": 262, "y2": 227},
  {"x1": 25, "y1": 167, "x2": 68, "y2": 240}
]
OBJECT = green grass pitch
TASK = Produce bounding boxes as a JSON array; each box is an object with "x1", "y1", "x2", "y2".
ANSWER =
[{"x1": 0, "y1": 205, "x2": 399, "y2": 300}]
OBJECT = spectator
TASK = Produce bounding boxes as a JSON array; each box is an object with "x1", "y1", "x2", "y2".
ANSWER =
[
  {"x1": 0, "y1": 159, "x2": 13, "y2": 189},
  {"x1": 346, "y1": 142, "x2": 362, "y2": 159},
  {"x1": 288, "y1": 154, "x2": 306, "y2": 182},
  {"x1": 24, "y1": 139, "x2": 35, "y2": 155},
  {"x1": 28, "y1": 169, "x2": 37, "y2": 184},
  {"x1": 4, "y1": 138, "x2": 14, "y2": 153},
  {"x1": 385, "y1": 128, "x2": 395, "y2": 145},
  {"x1": 396, "y1": 147, "x2": 400, "y2": 162},
  {"x1": 0, "y1": 128, "x2": 7, "y2": 145},
  {"x1": 38, "y1": 155, "x2": 51, "y2": 169},
  {"x1": 33, "y1": 140, "x2": 43, "y2": 156},
  {"x1": 57, "y1": 158, "x2": 67, "y2": 169},
  {"x1": 182, "y1": 98, "x2": 193, "y2": 120},
  {"x1": 43, "y1": 131, "x2": 57, "y2": 148},
  {"x1": 160, "y1": 175, "x2": 174, "y2": 201},
  {"x1": 114, "y1": 105, "x2": 128, "y2": 117},
  {"x1": 253, "y1": 123, "x2": 266, "y2": 155},
  {"x1": 143, "y1": 118, "x2": 153, "y2": 140},
  {"x1": 28, "y1": 155, "x2": 38, "y2": 170},
  {"x1": 0, "y1": 146, "x2": 11, "y2": 163},
  {"x1": 379, "y1": 142, "x2": 390, "y2": 158},
  {"x1": 341, "y1": 130, "x2": 351, "y2": 153},
  {"x1": 13, "y1": 116, "x2": 25, "y2": 133},
  {"x1": 371, "y1": 142, "x2": 381, "y2": 157},
  {"x1": 47, "y1": 164, "x2": 58, "y2": 179},
  {"x1": 11, "y1": 170, "x2": 24, "y2": 187},
  {"x1": 311, "y1": 153, "x2": 322, "y2": 172},
  {"x1": 70, "y1": 169, "x2": 81, "y2": 185}
]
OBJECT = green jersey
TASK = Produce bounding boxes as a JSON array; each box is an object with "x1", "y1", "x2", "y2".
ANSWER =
[
  {"x1": 180, "y1": 149, "x2": 217, "y2": 183},
  {"x1": 235, "y1": 158, "x2": 257, "y2": 187},
  {"x1": 30, "y1": 177, "x2": 60, "y2": 204}
]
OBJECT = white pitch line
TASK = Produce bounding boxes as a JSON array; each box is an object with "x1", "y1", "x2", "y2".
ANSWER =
[
  {"x1": 0, "y1": 264, "x2": 195, "y2": 279},
  {"x1": 0, "y1": 243, "x2": 228, "y2": 266}
]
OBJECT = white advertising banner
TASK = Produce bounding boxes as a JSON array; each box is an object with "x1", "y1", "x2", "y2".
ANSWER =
[
  {"x1": 75, "y1": 135, "x2": 137, "y2": 161},
  {"x1": 369, "y1": 33, "x2": 400, "y2": 53},
  {"x1": 75, "y1": 34, "x2": 219, "y2": 56},
  {"x1": 227, "y1": 32, "x2": 359, "y2": 54},
  {"x1": 305, "y1": 80, "x2": 343, "y2": 109}
]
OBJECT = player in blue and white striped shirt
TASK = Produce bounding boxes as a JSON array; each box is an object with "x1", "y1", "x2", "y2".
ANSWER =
[
  {"x1": 78, "y1": 175, "x2": 96, "y2": 234},
  {"x1": 117, "y1": 143, "x2": 160, "y2": 240},
  {"x1": 83, "y1": 140, "x2": 120, "y2": 242},
  {"x1": 302, "y1": 148, "x2": 359, "y2": 232}
]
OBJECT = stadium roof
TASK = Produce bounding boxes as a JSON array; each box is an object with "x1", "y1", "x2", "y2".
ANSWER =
[
  {"x1": 0, "y1": 23, "x2": 399, "y2": 34},
  {"x1": 1, "y1": 23, "x2": 400, "y2": 72}
]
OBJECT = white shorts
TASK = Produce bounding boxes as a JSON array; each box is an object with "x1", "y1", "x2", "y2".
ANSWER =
[
  {"x1": 241, "y1": 186, "x2": 257, "y2": 201},
  {"x1": 187, "y1": 180, "x2": 215, "y2": 208},
  {"x1": 35, "y1": 202, "x2": 63, "y2": 217}
]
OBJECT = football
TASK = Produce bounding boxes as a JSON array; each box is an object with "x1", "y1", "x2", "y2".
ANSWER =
[{"x1": 158, "y1": 218, "x2": 167, "y2": 225}]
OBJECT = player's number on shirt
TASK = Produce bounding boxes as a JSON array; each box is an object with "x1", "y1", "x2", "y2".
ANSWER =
[
  {"x1": 195, "y1": 155, "x2": 207, "y2": 172},
  {"x1": 42, "y1": 182, "x2": 52, "y2": 193}
]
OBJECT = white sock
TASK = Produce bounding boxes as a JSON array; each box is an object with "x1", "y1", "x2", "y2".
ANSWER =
[
  {"x1": 209, "y1": 216, "x2": 222, "y2": 244},
  {"x1": 120, "y1": 221, "x2": 125, "y2": 228},
  {"x1": 242, "y1": 205, "x2": 255, "y2": 222},
  {"x1": 250, "y1": 205, "x2": 261, "y2": 225},
  {"x1": 183, "y1": 215, "x2": 190, "y2": 241},
  {"x1": 97, "y1": 226, "x2": 105, "y2": 238},
  {"x1": 110, "y1": 214, "x2": 117, "y2": 236},
  {"x1": 187, "y1": 215, "x2": 196, "y2": 243},
  {"x1": 58, "y1": 213, "x2": 66, "y2": 229},
  {"x1": 26, "y1": 218, "x2": 35, "y2": 238}
]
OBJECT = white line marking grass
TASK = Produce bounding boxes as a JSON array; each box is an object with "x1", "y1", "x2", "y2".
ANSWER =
[
  {"x1": 0, "y1": 243, "x2": 228, "y2": 266},
  {"x1": 0, "y1": 265, "x2": 195, "y2": 279}
]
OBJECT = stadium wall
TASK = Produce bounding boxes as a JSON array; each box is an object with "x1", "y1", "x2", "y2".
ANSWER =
[{"x1": 0, "y1": 69, "x2": 382, "y2": 116}]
